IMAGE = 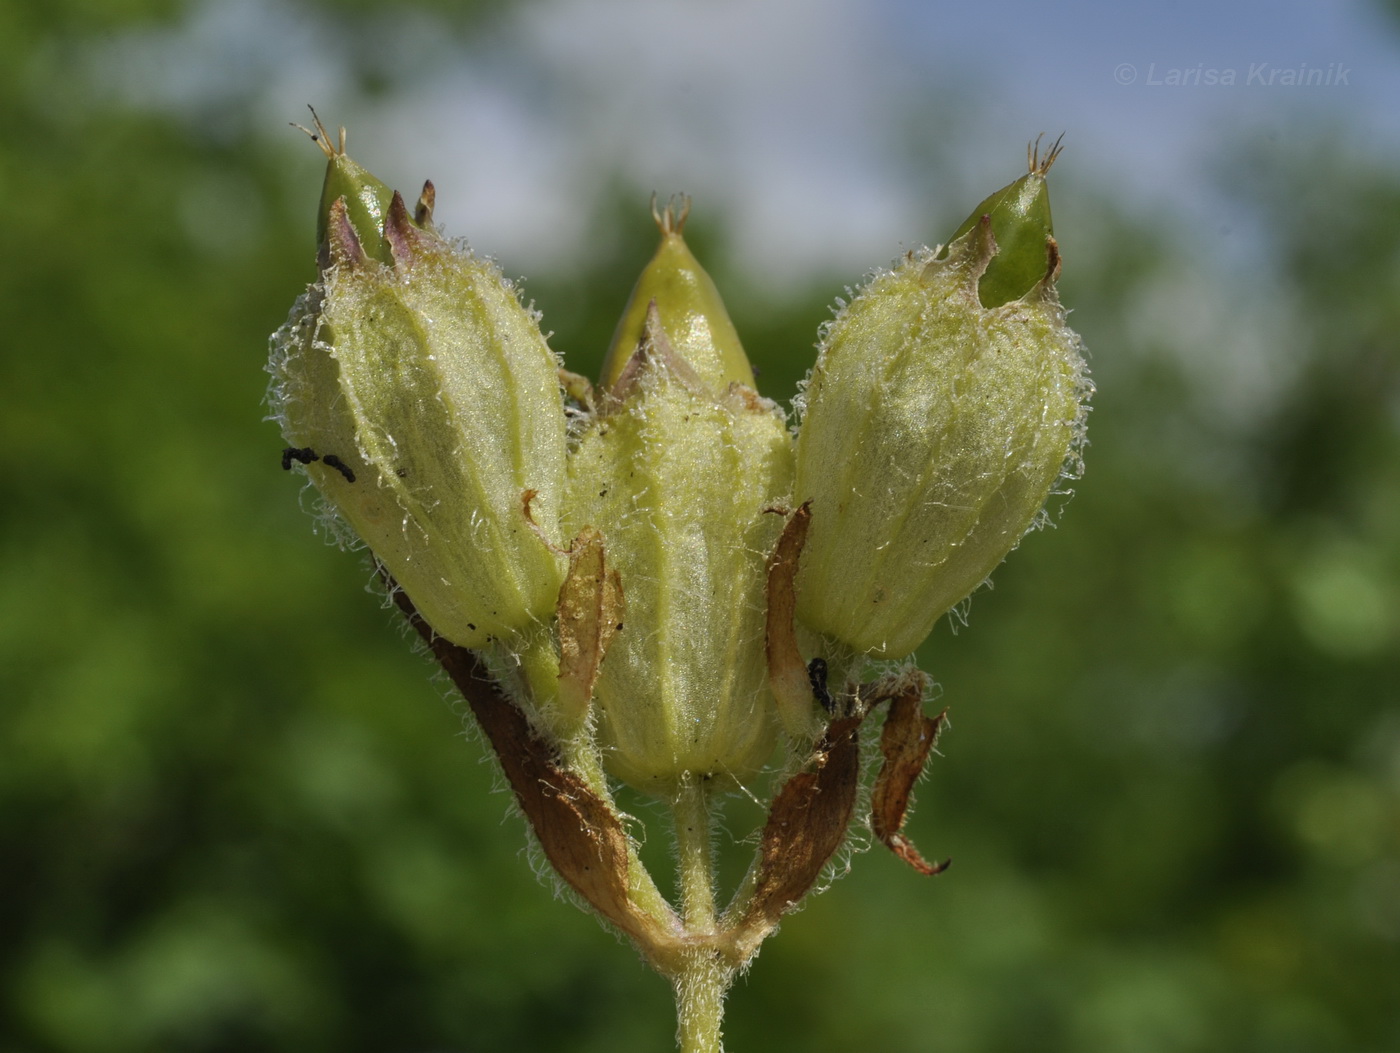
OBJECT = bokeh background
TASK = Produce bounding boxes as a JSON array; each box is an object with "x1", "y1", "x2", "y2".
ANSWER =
[{"x1": 4, "y1": 0, "x2": 1400, "y2": 1049}]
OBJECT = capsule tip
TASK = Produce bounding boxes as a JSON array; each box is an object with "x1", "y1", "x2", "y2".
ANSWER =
[
  {"x1": 1028, "y1": 132, "x2": 1065, "y2": 178},
  {"x1": 292, "y1": 105, "x2": 346, "y2": 161},
  {"x1": 650, "y1": 193, "x2": 691, "y2": 236}
]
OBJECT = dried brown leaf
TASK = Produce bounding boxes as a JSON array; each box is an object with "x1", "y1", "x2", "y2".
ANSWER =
[
  {"x1": 738, "y1": 715, "x2": 861, "y2": 940},
  {"x1": 870, "y1": 688, "x2": 948, "y2": 876},
  {"x1": 390, "y1": 584, "x2": 681, "y2": 962},
  {"x1": 555, "y1": 527, "x2": 624, "y2": 723},
  {"x1": 765, "y1": 502, "x2": 816, "y2": 736}
]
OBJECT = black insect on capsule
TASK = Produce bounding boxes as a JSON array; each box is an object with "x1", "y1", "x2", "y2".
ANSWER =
[
  {"x1": 807, "y1": 657, "x2": 834, "y2": 713},
  {"x1": 321, "y1": 454, "x2": 356, "y2": 483},
  {"x1": 282, "y1": 447, "x2": 319, "y2": 470}
]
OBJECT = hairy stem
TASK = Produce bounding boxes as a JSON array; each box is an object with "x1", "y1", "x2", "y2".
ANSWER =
[
  {"x1": 669, "y1": 775, "x2": 732, "y2": 1052},
  {"x1": 673, "y1": 947, "x2": 733, "y2": 1053},
  {"x1": 673, "y1": 775, "x2": 718, "y2": 932}
]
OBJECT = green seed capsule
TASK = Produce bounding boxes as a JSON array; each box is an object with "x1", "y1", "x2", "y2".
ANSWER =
[
  {"x1": 270, "y1": 156, "x2": 568, "y2": 650},
  {"x1": 568, "y1": 302, "x2": 790, "y2": 796},
  {"x1": 945, "y1": 134, "x2": 1062, "y2": 308},
  {"x1": 598, "y1": 197, "x2": 756, "y2": 393},
  {"x1": 792, "y1": 215, "x2": 1089, "y2": 658},
  {"x1": 295, "y1": 109, "x2": 398, "y2": 265}
]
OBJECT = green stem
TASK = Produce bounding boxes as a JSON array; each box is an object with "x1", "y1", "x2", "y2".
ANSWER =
[
  {"x1": 672, "y1": 775, "x2": 717, "y2": 931},
  {"x1": 670, "y1": 776, "x2": 731, "y2": 1051},
  {"x1": 673, "y1": 947, "x2": 732, "y2": 1053}
]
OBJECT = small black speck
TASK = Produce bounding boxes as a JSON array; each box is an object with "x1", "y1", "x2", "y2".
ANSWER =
[
  {"x1": 598, "y1": 489, "x2": 608, "y2": 498},
  {"x1": 807, "y1": 657, "x2": 833, "y2": 712},
  {"x1": 615, "y1": 622, "x2": 624, "y2": 632},
  {"x1": 321, "y1": 454, "x2": 356, "y2": 483},
  {"x1": 282, "y1": 446, "x2": 318, "y2": 470},
  {"x1": 467, "y1": 623, "x2": 477, "y2": 631}
]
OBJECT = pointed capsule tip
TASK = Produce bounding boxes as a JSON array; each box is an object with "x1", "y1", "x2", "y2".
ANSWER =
[
  {"x1": 599, "y1": 196, "x2": 754, "y2": 392},
  {"x1": 940, "y1": 140, "x2": 1060, "y2": 305}
]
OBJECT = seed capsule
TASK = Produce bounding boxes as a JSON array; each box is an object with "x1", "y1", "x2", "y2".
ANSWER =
[
  {"x1": 598, "y1": 197, "x2": 755, "y2": 393},
  {"x1": 945, "y1": 134, "x2": 1062, "y2": 308},
  {"x1": 568, "y1": 211, "x2": 790, "y2": 793},
  {"x1": 568, "y1": 316, "x2": 791, "y2": 794},
  {"x1": 294, "y1": 109, "x2": 398, "y2": 265},
  {"x1": 792, "y1": 198, "x2": 1089, "y2": 658},
  {"x1": 269, "y1": 140, "x2": 568, "y2": 650}
]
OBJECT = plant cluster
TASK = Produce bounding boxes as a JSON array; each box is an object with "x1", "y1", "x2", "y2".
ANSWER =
[{"x1": 267, "y1": 114, "x2": 1089, "y2": 1052}]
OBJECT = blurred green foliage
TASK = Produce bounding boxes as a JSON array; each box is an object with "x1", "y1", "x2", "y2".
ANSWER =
[{"x1": 3, "y1": 1, "x2": 1398, "y2": 1051}]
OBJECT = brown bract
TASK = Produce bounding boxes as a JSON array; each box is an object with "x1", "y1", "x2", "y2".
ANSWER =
[
  {"x1": 871, "y1": 686, "x2": 950, "y2": 876},
  {"x1": 726, "y1": 714, "x2": 862, "y2": 959},
  {"x1": 390, "y1": 583, "x2": 686, "y2": 968},
  {"x1": 554, "y1": 527, "x2": 624, "y2": 726},
  {"x1": 391, "y1": 565, "x2": 950, "y2": 971},
  {"x1": 384, "y1": 487, "x2": 948, "y2": 977},
  {"x1": 764, "y1": 502, "x2": 818, "y2": 737}
]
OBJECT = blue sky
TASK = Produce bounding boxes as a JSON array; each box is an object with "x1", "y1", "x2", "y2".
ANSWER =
[
  {"x1": 98, "y1": 0, "x2": 1400, "y2": 285},
  {"x1": 374, "y1": 0, "x2": 1400, "y2": 283},
  {"x1": 883, "y1": 0, "x2": 1400, "y2": 195}
]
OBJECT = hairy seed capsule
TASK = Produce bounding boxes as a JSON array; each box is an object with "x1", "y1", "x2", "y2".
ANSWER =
[
  {"x1": 269, "y1": 138, "x2": 568, "y2": 649},
  {"x1": 568, "y1": 331, "x2": 791, "y2": 793},
  {"x1": 568, "y1": 205, "x2": 789, "y2": 793},
  {"x1": 792, "y1": 205, "x2": 1089, "y2": 658}
]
